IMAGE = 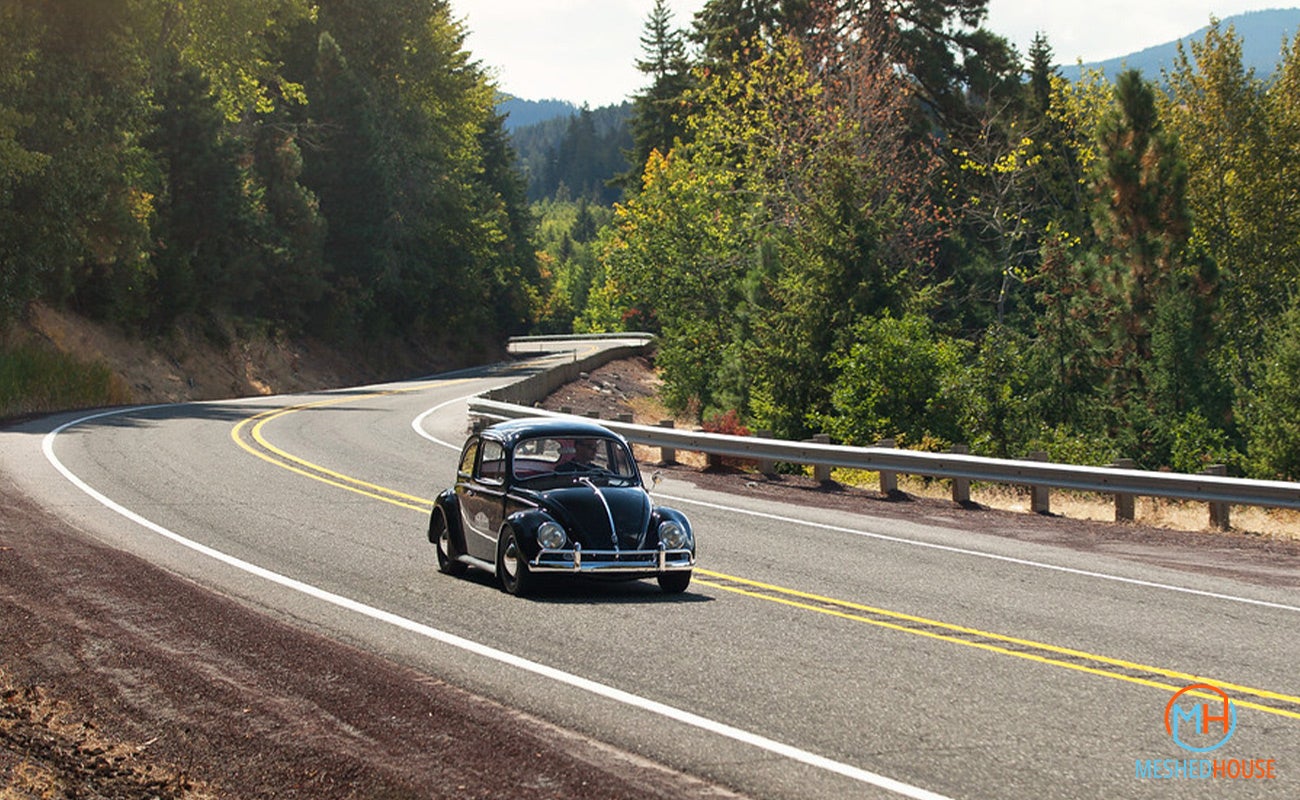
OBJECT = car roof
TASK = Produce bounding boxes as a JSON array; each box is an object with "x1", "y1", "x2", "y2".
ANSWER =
[{"x1": 479, "y1": 417, "x2": 626, "y2": 447}]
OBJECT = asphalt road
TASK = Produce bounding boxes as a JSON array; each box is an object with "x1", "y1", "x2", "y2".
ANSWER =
[{"x1": 4, "y1": 349, "x2": 1299, "y2": 799}]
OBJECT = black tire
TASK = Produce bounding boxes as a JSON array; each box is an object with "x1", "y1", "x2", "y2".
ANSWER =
[
  {"x1": 497, "y1": 528, "x2": 534, "y2": 596},
  {"x1": 432, "y1": 510, "x2": 467, "y2": 576},
  {"x1": 657, "y1": 571, "x2": 691, "y2": 594}
]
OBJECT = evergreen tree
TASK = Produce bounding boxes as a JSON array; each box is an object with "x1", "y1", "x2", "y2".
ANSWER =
[
  {"x1": 1163, "y1": 20, "x2": 1289, "y2": 395},
  {"x1": 476, "y1": 108, "x2": 540, "y2": 336},
  {"x1": 1027, "y1": 33, "x2": 1054, "y2": 113},
  {"x1": 622, "y1": 0, "x2": 694, "y2": 192},
  {"x1": 0, "y1": 3, "x2": 53, "y2": 324},
  {"x1": 143, "y1": 58, "x2": 257, "y2": 327},
  {"x1": 18, "y1": 0, "x2": 157, "y2": 323},
  {"x1": 294, "y1": 28, "x2": 387, "y2": 337},
  {"x1": 691, "y1": 0, "x2": 813, "y2": 66},
  {"x1": 248, "y1": 124, "x2": 328, "y2": 333},
  {"x1": 1091, "y1": 70, "x2": 1192, "y2": 435},
  {"x1": 540, "y1": 107, "x2": 631, "y2": 204}
]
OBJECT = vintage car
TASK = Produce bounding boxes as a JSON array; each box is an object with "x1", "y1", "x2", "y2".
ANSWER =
[{"x1": 428, "y1": 418, "x2": 695, "y2": 595}]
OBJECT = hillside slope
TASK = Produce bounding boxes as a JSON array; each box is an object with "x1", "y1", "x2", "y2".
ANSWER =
[{"x1": 6, "y1": 305, "x2": 474, "y2": 416}]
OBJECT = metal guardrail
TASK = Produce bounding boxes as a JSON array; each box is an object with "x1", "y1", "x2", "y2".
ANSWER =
[
  {"x1": 506, "y1": 333, "x2": 656, "y2": 355},
  {"x1": 507, "y1": 333, "x2": 657, "y2": 344},
  {"x1": 467, "y1": 396, "x2": 1300, "y2": 523}
]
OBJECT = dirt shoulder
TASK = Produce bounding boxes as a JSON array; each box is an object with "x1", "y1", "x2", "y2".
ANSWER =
[{"x1": 0, "y1": 474, "x2": 733, "y2": 799}]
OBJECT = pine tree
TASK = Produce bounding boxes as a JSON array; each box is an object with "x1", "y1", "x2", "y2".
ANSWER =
[
  {"x1": 622, "y1": 0, "x2": 694, "y2": 192},
  {"x1": 1092, "y1": 70, "x2": 1190, "y2": 411},
  {"x1": 1027, "y1": 33, "x2": 1054, "y2": 113}
]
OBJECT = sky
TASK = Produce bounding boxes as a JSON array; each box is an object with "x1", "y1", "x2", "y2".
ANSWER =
[{"x1": 451, "y1": 1, "x2": 1292, "y2": 107}]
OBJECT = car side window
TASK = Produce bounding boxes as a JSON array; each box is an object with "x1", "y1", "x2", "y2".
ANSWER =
[
  {"x1": 478, "y1": 440, "x2": 506, "y2": 483},
  {"x1": 609, "y1": 442, "x2": 636, "y2": 476},
  {"x1": 458, "y1": 440, "x2": 479, "y2": 477}
]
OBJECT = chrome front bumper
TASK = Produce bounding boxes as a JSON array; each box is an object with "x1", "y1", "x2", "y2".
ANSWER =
[{"x1": 530, "y1": 543, "x2": 695, "y2": 574}]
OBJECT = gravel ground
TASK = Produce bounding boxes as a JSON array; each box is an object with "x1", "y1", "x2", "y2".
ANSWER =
[{"x1": 0, "y1": 443, "x2": 734, "y2": 799}]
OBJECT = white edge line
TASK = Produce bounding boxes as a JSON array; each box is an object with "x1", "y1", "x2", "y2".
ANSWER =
[
  {"x1": 412, "y1": 395, "x2": 475, "y2": 450},
  {"x1": 44, "y1": 405, "x2": 952, "y2": 800}
]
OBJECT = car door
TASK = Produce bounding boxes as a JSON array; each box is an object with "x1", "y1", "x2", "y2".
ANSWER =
[{"x1": 456, "y1": 437, "x2": 507, "y2": 562}]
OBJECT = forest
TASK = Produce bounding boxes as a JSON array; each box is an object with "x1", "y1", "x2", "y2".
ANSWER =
[
  {"x1": 0, "y1": 0, "x2": 537, "y2": 363},
  {"x1": 3, "y1": 0, "x2": 1300, "y2": 480}
]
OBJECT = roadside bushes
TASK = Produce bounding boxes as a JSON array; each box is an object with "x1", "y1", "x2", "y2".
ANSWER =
[
  {"x1": 810, "y1": 313, "x2": 1253, "y2": 476},
  {"x1": 0, "y1": 341, "x2": 130, "y2": 418},
  {"x1": 1243, "y1": 305, "x2": 1300, "y2": 479},
  {"x1": 821, "y1": 313, "x2": 966, "y2": 448}
]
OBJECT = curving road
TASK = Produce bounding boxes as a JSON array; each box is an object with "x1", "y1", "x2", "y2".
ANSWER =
[{"x1": 4, "y1": 344, "x2": 1299, "y2": 799}]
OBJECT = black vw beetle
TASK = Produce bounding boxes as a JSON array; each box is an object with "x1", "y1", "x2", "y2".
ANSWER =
[{"x1": 429, "y1": 418, "x2": 695, "y2": 595}]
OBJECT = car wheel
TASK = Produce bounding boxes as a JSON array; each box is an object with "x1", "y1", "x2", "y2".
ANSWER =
[
  {"x1": 497, "y1": 528, "x2": 534, "y2": 596},
  {"x1": 431, "y1": 510, "x2": 467, "y2": 576},
  {"x1": 657, "y1": 571, "x2": 691, "y2": 594}
]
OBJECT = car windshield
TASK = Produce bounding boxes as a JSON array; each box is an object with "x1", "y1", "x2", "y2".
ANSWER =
[{"x1": 512, "y1": 435, "x2": 639, "y2": 484}]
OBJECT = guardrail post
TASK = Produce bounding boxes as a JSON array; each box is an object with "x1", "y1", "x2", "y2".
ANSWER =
[
  {"x1": 1205, "y1": 464, "x2": 1230, "y2": 530},
  {"x1": 950, "y1": 444, "x2": 971, "y2": 505},
  {"x1": 1029, "y1": 451, "x2": 1050, "y2": 514},
  {"x1": 658, "y1": 420, "x2": 677, "y2": 465},
  {"x1": 813, "y1": 434, "x2": 832, "y2": 483},
  {"x1": 706, "y1": 450, "x2": 722, "y2": 470},
  {"x1": 1110, "y1": 458, "x2": 1136, "y2": 522},
  {"x1": 876, "y1": 438, "x2": 899, "y2": 496},
  {"x1": 757, "y1": 430, "x2": 776, "y2": 475},
  {"x1": 586, "y1": 410, "x2": 600, "y2": 419},
  {"x1": 616, "y1": 413, "x2": 633, "y2": 423}
]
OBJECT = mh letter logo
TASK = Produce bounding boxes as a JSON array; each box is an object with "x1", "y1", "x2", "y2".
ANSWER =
[{"x1": 1165, "y1": 683, "x2": 1237, "y2": 753}]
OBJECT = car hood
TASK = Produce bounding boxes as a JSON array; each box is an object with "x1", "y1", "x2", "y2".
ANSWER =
[{"x1": 526, "y1": 484, "x2": 651, "y2": 550}]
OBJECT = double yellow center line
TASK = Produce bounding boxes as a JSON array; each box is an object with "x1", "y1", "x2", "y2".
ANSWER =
[
  {"x1": 232, "y1": 392, "x2": 1300, "y2": 722},
  {"x1": 231, "y1": 388, "x2": 440, "y2": 512},
  {"x1": 695, "y1": 571, "x2": 1300, "y2": 720}
]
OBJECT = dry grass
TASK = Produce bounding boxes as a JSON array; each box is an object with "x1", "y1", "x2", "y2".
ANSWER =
[
  {"x1": 0, "y1": 340, "x2": 132, "y2": 419},
  {"x1": 0, "y1": 670, "x2": 214, "y2": 799}
]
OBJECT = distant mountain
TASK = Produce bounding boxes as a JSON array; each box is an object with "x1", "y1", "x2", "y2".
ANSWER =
[
  {"x1": 497, "y1": 97, "x2": 580, "y2": 131},
  {"x1": 1065, "y1": 8, "x2": 1300, "y2": 81},
  {"x1": 509, "y1": 103, "x2": 634, "y2": 204}
]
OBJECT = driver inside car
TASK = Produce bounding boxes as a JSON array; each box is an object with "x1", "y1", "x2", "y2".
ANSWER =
[{"x1": 556, "y1": 438, "x2": 599, "y2": 472}]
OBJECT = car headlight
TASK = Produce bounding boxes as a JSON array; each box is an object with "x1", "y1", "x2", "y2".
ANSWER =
[
  {"x1": 537, "y1": 520, "x2": 567, "y2": 550},
  {"x1": 658, "y1": 520, "x2": 690, "y2": 550}
]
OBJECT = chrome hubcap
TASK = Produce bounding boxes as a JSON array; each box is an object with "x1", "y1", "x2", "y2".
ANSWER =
[{"x1": 502, "y1": 540, "x2": 519, "y2": 579}]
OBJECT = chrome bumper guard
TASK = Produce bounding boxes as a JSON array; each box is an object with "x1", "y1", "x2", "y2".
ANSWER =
[{"x1": 530, "y1": 543, "x2": 695, "y2": 574}]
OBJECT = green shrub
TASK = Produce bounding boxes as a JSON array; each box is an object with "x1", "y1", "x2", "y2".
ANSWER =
[
  {"x1": 1243, "y1": 306, "x2": 1300, "y2": 480},
  {"x1": 1026, "y1": 423, "x2": 1120, "y2": 467},
  {"x1": 822, "y1": 313, "x2": 967, "y2": 447},
  {"x1": 1162, "y1": 411, "x2": 1242, "y2": 475}
]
